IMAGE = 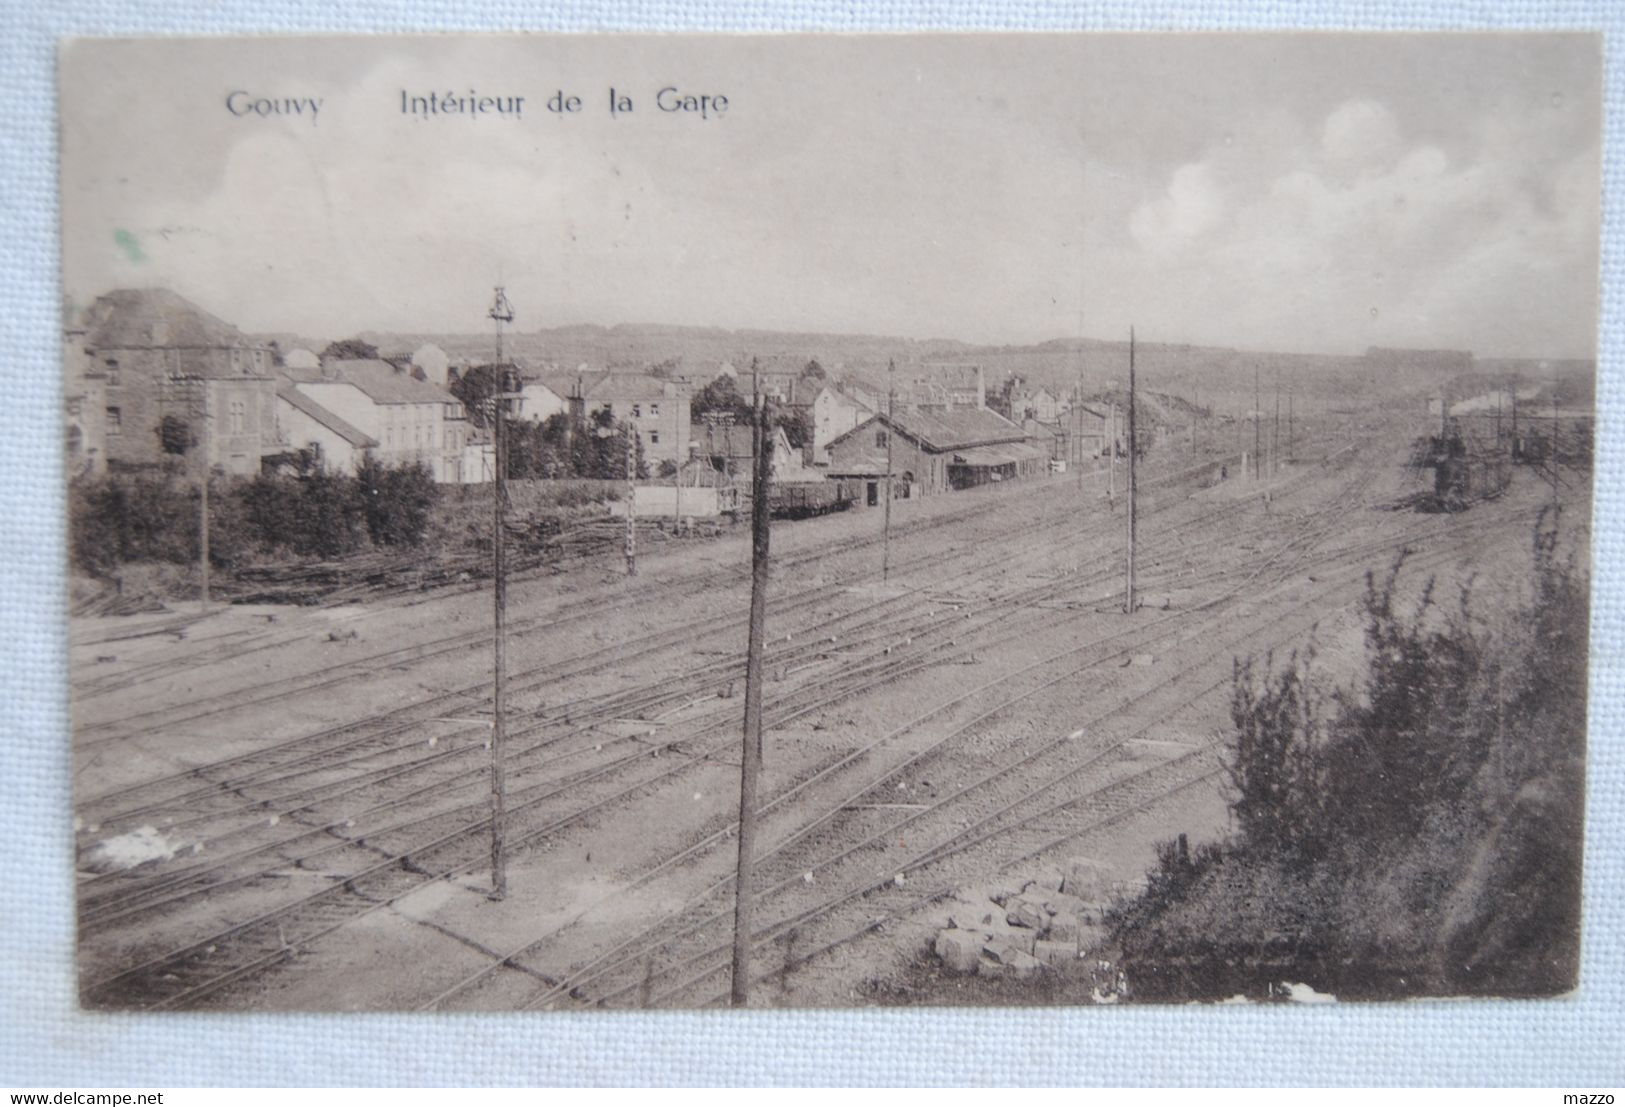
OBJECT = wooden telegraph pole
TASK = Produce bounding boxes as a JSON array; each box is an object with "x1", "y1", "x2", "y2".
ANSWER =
[
  {"x1": 1125, "y1": 328, "x2": 1137, "y2": 614},
  {"x1": 487, "y1": 285, "x2": 515, "y2": 901},
  {"x1": 883, "y1": 358, "x2": 895, "y2": 582},
  {"x1": 198, "y1": 406, "x2": 210, "y2": 611},
  {"x1": 731, "y1": 357, "x2": 772, "y2": 1007},
  {"x1": 1253, "y1": 366, "x2": 1261, "y2": 481},
  {"x1": 1272, "y1": 384, "x2": 1280, "y2": 479},
  {"x1": 1107, "y1": 400, "x2": 1117, "y2": 502},
  {"x1": 625, "y1": 427, "x2": 637, "y2": 576},
  {"x1": 1288, "y1": 389, "x2": 1294, "y2": 462},
  {"x1": 1075, "y1": 370, "x2": 1085, "y2": 492}
]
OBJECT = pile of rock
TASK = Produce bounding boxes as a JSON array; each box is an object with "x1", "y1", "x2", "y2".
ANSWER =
[{"x1": 930, "y1": 857, "x2": 1114, "y2": 980}]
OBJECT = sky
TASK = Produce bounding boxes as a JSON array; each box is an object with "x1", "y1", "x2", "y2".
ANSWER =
[{"x1": 59, "y1": 33, "x2": 1602, "y2": 358}]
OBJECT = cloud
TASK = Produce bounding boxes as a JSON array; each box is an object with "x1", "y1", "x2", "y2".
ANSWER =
[
  {"x1": 1110, "y1": 96, "x2": 1598, "y2": 355},
  {"x1": 1128, "y1": 163, "x2": 1223, "y2": 255},
  {"x1": 1320, "y1": 98, "x2": 1403, "y2": 170}
]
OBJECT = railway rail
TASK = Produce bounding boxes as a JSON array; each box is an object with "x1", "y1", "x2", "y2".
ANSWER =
[{"x1": 79, "y1": 436, "x2": 1556, "y2": 1011}]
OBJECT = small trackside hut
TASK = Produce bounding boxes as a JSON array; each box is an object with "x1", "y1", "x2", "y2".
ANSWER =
[{"x1": 822, "y1": 406, "x2": 1045, "y2": 500}]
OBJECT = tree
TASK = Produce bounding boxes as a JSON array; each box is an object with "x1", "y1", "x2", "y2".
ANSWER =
[
  {"x1": 356, "y1": 456, "x2": 438, "y2": 547},
  {"x1": 448, "y1": 364, "x2": 519, "y2": 428},
  {"x1": 691, "y1": 375, "x2": 754, "y2": 424},
  {"x1": 320, "y1": 338, "x2": 380, "y2": 362},
  {"x1": 802, "y1": 358, "x2": 826, "y2": 381},
  {"x1": 156, "y1": 415, "x2": 197, "y2": 457}
]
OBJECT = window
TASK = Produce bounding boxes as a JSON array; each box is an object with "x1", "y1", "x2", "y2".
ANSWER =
[
  {"x1": 106, "y1": 406, "x2": 122, "y2": 435},
  {"x1": 875, "y1": 429, "x2": 888, "y2": 448},
  {"x1": 650, "y1": 403, "x2": 660, "y2": 417},
  {"x1": 650, "y1": 431, "x2": 660, "y2": 444},
  {"x1": 632, "y1": 404, "x2": 642, "y2": 418},
  {"x1": 103, "y1": 359, "x2": 119, "y2": 386},
  {"x1": 229, "y1": 400, "x2": 246, "y2": 435}
]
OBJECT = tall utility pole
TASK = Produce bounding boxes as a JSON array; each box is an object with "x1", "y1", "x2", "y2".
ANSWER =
[
  {"x1": 1075, "y1": 371, "x2": 1084, "y2": 491},
  {"x1": 487, "y1": 285, "x2": 515, "y2": 901},
  {"x1": 198, "y1": 410, "x2": 210, "y2": 611},
  {"x1": 1272, "y1": 385, "x2": 1280, "y2": 478},
  {"x1": 1511, "y1": 376, "x2": 1519, "y2": 457},
  {"x1": 1125, "y1": 328, "x2": 1137, "y2": 614},
  {"x1": 1107, "y1": 400, "x2": 1117, "y2": 502},
  {"x1": 731, "y1": 356, "x2": 772, "y2": 1007},
  {"x1": 624, "y1": 429, "x2": 637, "y2": 576},
  {"x1": 1253, "y1": 366, "x2": 1261, "y2": 481},
  {"x1": 882, "y1": 358, "x2": 895, "y2": 582},
  {"x1": 674, "y1": 428, "x2": 683, "y2": 534}
]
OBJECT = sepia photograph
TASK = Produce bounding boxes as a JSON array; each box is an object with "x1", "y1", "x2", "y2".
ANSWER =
[{"x1": 60, "y1": 32, "x2": 1599, "y2": 1013}]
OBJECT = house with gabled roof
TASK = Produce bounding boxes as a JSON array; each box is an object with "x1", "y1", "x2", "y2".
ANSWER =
[
  {"x1": 544, "y1": 369, "x2": 692, "y2": 470},
  {"x1": 824, "y1": 405, "x2": 1046, "y2": 497},
  {"x1": 274, "y1": 386, "x2": 379, "y2": 474},
  {"x1": 290, "y1": 358, "x2": 469, "y2": 482},
  {"x1": 811, "y1": 385, "x2": 875, "y2": 464}
]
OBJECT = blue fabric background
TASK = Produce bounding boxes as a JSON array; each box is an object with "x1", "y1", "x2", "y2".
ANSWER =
[{"x1": 3, "y1": 1, "x2": 1621, "y2": 1087}]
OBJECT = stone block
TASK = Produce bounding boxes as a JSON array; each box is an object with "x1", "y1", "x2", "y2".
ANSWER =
[
  {"x1": 1048, "y1": 912, "x2": 1082, "y2": 943},
  {"x1": 986, "y1": 945, "x2": 1044, "y2": 979},
  {"x1": 945, "y1": 898, "x2": 1005, "y2": 932},
  {"x1": 1034, "y1": 939, "x2": 1078, "y2": 966},
  {"x1": 992, "y1": 928, "x2": 1036, "y2": 956},
  {"x1": 934, "y1": 928, "x2": 987, "y2": 974},
  {"x1": 1044, "y1": 892, "x2": 1088, "y2": 918},
  {"x1": 1006, "y1": 897, "x2": 1049, "y2": 930},
  {"x1": 984, "y1": 935, "x2": 1044, "y2": 973}
]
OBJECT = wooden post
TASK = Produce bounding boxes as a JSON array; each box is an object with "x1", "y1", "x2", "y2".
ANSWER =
[
  {"x1": 487, "y1": 286, "x2": 514, "y2": 901},
  {"x1": 1253, "y1": 366, "x2": 1261, "y2": 481},
  {"x1": 198, "y1": 430, "x2": 210, "y2": 612},
  {"x1": 1107, "y1": 401, "x2": 1116, "y2": 502},
  {"x1": 490, "y1": 391, "x2": 508, "y2": 900},
  {"x1": 883, "y1": 358, "x2": 895, "y2": 582},
  {"x1": 1125, "y1": 327, "x2": 1137, "y2": 614},
  {"x1": 1076, "y1": 370, "x2": 1084, "y2": 491},
  {"x1": 731, "y1": 357, "x2": 772, "y2": 1007},
  {"x1": 1272, "y1": 386, "x2": 1280, "y2": 478},
  {"x1": 625, "y1": 429, "x2": 637, "y2": 576}
]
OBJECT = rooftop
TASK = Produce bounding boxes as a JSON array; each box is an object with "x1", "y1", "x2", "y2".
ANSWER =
[
  {"x1": 306, "y1": 360, "x2": 459, "y2": 405},
  {"x1": 81, "y1": 288, "x2": 267, "y2": 354},
  {"x1": 830, "y1": 405, "x2": 1029, "y2": 454},
  {"x1": 275, "y1": 386, "x2": 379, "y2": 448}
]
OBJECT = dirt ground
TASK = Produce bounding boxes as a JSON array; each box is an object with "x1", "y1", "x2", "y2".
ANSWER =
[{"x1": 70, "y1": 418, "x2": 1590, "y2": 1012}]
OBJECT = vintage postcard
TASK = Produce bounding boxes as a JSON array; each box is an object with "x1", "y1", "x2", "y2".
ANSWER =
[{"x1": 61, "y1": 32, "x2": 1598, "y2": 1011}]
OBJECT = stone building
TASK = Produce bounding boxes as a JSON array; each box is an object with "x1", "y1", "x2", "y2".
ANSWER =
[{"x1": 73, "y1": 288, "x2": 278, "y2": 475}]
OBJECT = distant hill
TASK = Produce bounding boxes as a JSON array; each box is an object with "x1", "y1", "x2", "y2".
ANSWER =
[{"x1": 268, "y1": 322, "x2": 1593, "y2": 419}]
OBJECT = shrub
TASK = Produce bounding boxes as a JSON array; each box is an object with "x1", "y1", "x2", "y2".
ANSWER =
[
  {"x1": 1110, "y1": 510, "x2": 1587, "y2": 999},
  {"x1": 356, "y1": 456, "x2": 437, "y2": 547}
]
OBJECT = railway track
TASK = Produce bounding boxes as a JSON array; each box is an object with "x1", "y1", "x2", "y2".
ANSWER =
[
  {"x1": 76, "y1": 469, "x2": 1283, "y2": 943},
  {"x1": 82, "y1": 438, "x2": 1537, "y2": 1010},
  {"x1": 75, "y1": 449, "x2": 1267, "y2": 847},
  {"x1": 71, "y1": 465, "x2": 1112, "y2": 742},
  {"x1": 503, "y1": 505, "x2": 1540, "y2": 1010},
  {"x1": 79, "y1": 452, "x2": 1332, "y2": 1008}
]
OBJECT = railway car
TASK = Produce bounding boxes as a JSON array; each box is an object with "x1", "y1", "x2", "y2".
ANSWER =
[{"x1": 767, "y1": 480, "x2": 854, "y2": 520}]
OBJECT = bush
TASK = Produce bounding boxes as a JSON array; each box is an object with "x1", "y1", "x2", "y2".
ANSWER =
[
  {"x1": 70, "y1": 458, "x2": 442, "y2": 579},
  {"x1": 1110, "y1": 509, "x2": 1587, "y2": 999},
  {"x1": 356, "y1": 456, "x2": 437, "y2": 547}
]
